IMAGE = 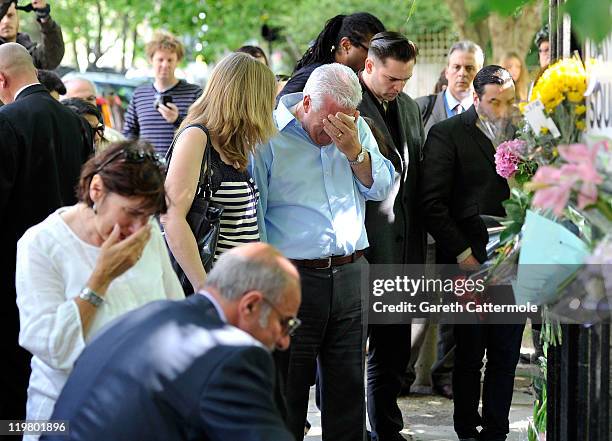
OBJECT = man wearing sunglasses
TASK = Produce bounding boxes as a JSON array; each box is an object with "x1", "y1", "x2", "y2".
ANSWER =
[{"x1": 42, "y1": 242, "x2": 300, "y2": 441}]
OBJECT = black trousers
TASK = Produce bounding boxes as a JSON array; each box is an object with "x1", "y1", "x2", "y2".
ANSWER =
[
  {"x1": 280, "y1": 258, "x2": 368, "y2": 441},
  {"x1": 453, "y1": 322, "x2": 525, "y2": 441},
  {"x1": 367, "y1": 324, "x2": 411, "y2": 441}
]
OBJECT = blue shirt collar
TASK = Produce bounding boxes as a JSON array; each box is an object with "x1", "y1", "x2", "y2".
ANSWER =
[
  {"x1": 444, "y1": 88, "x2": 473, "y2": 113},
  {"x1": 275, "y1": 92, "x2": 304, "y2": 131}
]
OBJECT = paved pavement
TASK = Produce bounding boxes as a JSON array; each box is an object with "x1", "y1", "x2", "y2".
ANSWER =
[{"x1": 304, "y1": 362, "x2": 539, "y2": 441}]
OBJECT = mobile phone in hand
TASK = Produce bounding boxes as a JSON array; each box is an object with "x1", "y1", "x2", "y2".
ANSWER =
[{"x1": 154, "y1": 95, "x2": 173, "y2": 109}]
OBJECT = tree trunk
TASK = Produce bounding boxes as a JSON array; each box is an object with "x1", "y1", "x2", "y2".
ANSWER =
[
  {"x1": 131, "y1": 25, "x2": 138, "y2": 70},
  {"x1": 71, "y1": 37, "x2": 80, "y2": 71},
  {"x1": 120, "y1": 14, "x2": 129, "y2": 73},
  {"x1": 443, "y1": 0, "x2": 490, "y2": 50},
  {"x1": 90, "y1": 0, "x2": 104, "y2": 68},
  {"x1": 489, "y1": 2, "x2": 543, "y2": 63}
]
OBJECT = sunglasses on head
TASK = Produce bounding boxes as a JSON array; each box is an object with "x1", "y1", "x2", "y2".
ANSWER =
[{"x1": 94, "y1": 147, "x2": 165, "y2": 175}]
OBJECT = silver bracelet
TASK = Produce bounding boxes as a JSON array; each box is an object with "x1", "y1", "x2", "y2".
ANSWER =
[{"x1": 78, "y1": 287, "x2": 104, "y2": 307}]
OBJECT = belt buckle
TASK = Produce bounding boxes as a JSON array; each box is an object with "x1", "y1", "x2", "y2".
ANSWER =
[{"x1": 320, "y1": 256, "x2": 333, "y2": 269}]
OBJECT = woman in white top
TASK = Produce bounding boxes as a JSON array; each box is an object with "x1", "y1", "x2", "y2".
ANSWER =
[{"x1": 16, "y1": 140, "x2": 184, "y2": 439}]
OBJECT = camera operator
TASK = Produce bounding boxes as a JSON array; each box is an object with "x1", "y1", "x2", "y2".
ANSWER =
[
  {"x1": 0, "y1": 0, "x2": 65, "y2": 69},
  {"x1": 123, "y1": 31, "x2": 201, "y2": 156}
]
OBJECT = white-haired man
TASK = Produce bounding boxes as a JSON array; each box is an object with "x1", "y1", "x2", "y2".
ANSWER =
[{"x1": 250, "y1": 63, "x2": 395, "y2": 441}]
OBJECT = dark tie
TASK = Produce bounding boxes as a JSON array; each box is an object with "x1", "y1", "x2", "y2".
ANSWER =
[{"x1": 453, "y1": 104, "x2": 463, "y2": 115}]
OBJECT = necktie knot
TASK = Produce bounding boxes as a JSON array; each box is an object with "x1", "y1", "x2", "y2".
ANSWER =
[{"x1": 454, "y1": 104, "x2": 463, "y2": 115}]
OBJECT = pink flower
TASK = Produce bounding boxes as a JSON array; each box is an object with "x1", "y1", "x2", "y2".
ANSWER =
[
  {"x1": 558, "y1": 144, "x2": 603, "y2": 209},
  {"x1": 530, "y1": 166, "x2": 575, "y2": 216},
  {"x1": 495, "y1": 139, "x2": 527, "y2": 179},
  {"x1": 530, "y1": 143, "x2": 605, "y2": 215}
]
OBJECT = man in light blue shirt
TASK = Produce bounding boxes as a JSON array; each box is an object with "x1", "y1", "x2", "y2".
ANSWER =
[{"x1": 250, "y1": 63, "x2": 394, "y2": 441}]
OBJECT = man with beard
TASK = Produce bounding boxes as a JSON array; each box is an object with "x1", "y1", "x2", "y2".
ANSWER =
[{"x1": 419, "y1": 65, "x2": 524, "y2": 441}]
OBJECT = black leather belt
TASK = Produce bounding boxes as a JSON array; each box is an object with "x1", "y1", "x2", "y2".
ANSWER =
[{"x1": 290, "y1": 250, "x2": 365, "y2": 270}]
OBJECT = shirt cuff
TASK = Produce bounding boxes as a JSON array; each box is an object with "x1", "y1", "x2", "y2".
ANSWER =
[
  {"x1": 354, "y1": 149, "x2": 395, "y2": 201},
  {"x1": 456, "y1": 247, "x2": 472, "y2": 263}
]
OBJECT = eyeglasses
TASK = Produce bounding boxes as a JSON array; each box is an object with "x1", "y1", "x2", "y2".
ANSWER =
[
  {"x1": 261, "y1": 297, "x2": 301, "y2": 337},
  {"x1": 94, "y1": 147, "x2": 164, "y2": 175}
]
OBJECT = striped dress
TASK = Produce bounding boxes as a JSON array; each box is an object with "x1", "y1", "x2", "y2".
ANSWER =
[
  {"x1": 122, "y1": 80, "x2": 202, "y2": 156},
  {"x1": 208, "y1": 147, "x2": 260, "y2": 260}
]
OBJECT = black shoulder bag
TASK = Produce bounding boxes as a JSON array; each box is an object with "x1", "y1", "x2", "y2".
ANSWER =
[{"x1": 165, "y1": 124, "x2": 224, "y2": 294}]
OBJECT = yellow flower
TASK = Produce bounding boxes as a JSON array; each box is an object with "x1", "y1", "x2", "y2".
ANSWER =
[
  {"x1": 540, "y1": 126, "x2": 549, "y2": 134},
  {"x1": 567, "y1": 91, "x2": 584, "y2": 103},
  {"x1": 575, "y1": 105, "x2": 586, "y2": 115},
  {"x1": 518, "y1": 102, "x2": 528, "y2": 114},
  {"x1": 576, "y1": 120, "x2": 586, "y2": 130}
]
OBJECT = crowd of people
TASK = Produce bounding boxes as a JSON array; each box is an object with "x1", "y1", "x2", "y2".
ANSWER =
[{"x1": 0, "y1": 4, "x2": 554, "y2": 441}]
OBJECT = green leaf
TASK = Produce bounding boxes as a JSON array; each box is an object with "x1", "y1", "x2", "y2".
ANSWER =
[
  {"x1": 563, "y1": 0, "x2": 612, "y2": 44},
  {"x1": 469, "y1": 0, "x2": 536, "y2": 21}
]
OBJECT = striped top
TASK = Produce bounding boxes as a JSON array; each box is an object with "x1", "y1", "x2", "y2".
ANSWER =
[
  {"x1": 123, "y1": 80, "x2": 202, "y2": 156},
  {"x1": 208, "y1": 147, "x2": 260, "y2": 260}
]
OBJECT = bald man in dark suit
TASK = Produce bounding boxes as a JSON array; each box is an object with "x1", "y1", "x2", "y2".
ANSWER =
[{"x1": 0, "y1": 43, "x2": 91, "y2": 420}]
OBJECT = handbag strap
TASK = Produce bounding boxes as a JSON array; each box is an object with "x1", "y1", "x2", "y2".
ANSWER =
[{"x1": 166, "y1": 123, "x2": 215, "y2": 200}]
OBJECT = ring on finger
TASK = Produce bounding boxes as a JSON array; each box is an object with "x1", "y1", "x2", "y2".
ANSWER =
[{"x1": 337, "y1": 131, "x2": 343, "y2": 138}]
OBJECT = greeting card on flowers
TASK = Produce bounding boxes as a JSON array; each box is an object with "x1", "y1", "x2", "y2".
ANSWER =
[{"x1": 524, "y1": 100, "x2": 561, "y2": 138}]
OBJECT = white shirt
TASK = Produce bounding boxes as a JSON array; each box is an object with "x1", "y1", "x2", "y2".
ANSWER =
[
  {"x1": 14, "y1": 82, "x2": 41, "y2": 101},
  {"x1": 445, "y1": 88, "x2": 474, "y2": 115},
  {"x1": 16, "y1": 208, "x2": 184, "y2": 439}
]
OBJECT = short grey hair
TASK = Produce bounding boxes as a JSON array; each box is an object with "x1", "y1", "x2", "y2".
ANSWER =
[
  {"x1": 206, "y1": 251, "x2": 293, "y2": 325},
  {"x1": 448, "y1": 40, "x2": 485, "y2": 68},
  {"x1": 303, "y1": 63, "x2": 362, "y2": 111}
]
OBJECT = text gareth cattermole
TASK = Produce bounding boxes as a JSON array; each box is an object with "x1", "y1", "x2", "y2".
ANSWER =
[{"x1": 372, "y1": 276, "x2": 486, "y2": 297}]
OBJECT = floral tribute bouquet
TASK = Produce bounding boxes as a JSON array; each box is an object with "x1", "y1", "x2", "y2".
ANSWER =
[{"x1": 490, "y1": 56, "x2": 590, "y2": 250}]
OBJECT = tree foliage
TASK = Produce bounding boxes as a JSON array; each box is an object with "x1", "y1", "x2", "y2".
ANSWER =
[{"x1": 23, "y1": 0, "x2": 608, "y2": 71}]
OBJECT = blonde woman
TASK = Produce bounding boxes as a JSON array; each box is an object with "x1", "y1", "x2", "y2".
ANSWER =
[
  {"x1": 162, "y1": 52, "x2": 277, "y2": 292},
  {"x1": 499, "y1": 52, "x2": 529, "y2": 102}
]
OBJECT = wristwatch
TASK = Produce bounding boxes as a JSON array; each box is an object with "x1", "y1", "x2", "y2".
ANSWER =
[
  {"x1": 348, "y1": 147, "x2": 367, "y2": 166},
  {"x1": 79, "y1": 287, "x2": 104, "y2": 307}
]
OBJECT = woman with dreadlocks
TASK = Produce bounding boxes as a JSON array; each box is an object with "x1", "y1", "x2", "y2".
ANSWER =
[{"x1": 277, "y1": 12, "x2": 385, "y2": 101}]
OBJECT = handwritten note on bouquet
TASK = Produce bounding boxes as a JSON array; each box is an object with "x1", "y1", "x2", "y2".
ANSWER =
[{"x1": 524, "y1": 100, "x2": 561, "y2": 138}]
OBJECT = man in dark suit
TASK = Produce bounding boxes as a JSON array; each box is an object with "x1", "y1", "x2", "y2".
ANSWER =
[
  {"x1": 420, "y1": 65, "x2": 524, "y2": 441},
  {"x1": 357, "y1": 31, "x2": 424, "y2": 441},
  {"x1": 0, "y1": 43, "x2": 91, "y2": 420},
  {"x1": 405, "y1": 40, "x2": 485, "y2": 399},
  {"x1": 42, "y1": 243, "x2": 300, "y2": 441}
]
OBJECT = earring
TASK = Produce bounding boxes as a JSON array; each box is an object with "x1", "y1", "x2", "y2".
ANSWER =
[{"x1": 92, "y1": 203, "x2": 97, "y2": 215}]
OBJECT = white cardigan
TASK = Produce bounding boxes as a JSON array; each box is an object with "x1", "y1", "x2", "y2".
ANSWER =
[{"x1": 16, "y1": 208, "x2": 184, "y2": 438}]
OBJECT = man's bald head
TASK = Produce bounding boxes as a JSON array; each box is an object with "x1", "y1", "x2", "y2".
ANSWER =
[
  {"x1": 206, "y1": 242, "x2": 300, "y2": 303},
  {"x1": 62, "y1": 77, "x2": 97, "y2": 105},
  {"x1": 0, "y1": 42, "x2": 34, "y2": 72},
  {"x1": 0, "y1": 43, "x2": 38, "y2": 103}
]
